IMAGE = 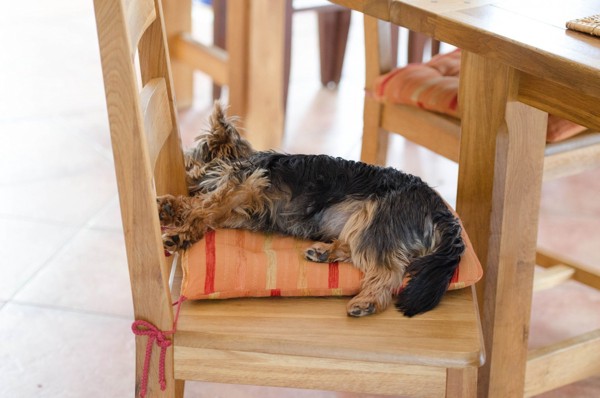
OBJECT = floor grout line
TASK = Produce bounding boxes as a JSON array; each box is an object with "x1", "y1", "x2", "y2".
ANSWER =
[{"x1": 4, "y1": 300, "x2": 132, "y2": 321}]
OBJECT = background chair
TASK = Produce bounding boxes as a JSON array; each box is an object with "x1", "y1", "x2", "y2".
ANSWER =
[
  {"x1": 94, "y1": 0, "x2": 484, "y2": 396},
  {"x1": 362, "y1": 15, "x2": 600, "y2": 396},
  {"x1": 210, "y1": 0, "x2": 351, "y2": 107},
  {"x1": 162, "y1": 0, "x2": 350, "y2": 149}
]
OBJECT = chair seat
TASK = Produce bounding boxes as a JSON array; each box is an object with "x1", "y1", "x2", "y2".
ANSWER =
[{"x1": 173, "y1": 288, "x2": 483, "y2": 396}]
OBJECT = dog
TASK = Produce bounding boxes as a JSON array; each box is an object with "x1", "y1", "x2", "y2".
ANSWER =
[{"x1": 157, "y1": 104, "x2": 464, "y2": 317}]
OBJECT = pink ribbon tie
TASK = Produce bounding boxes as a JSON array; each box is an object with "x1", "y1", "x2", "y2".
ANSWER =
[{"x1": 130, "y1": 296, "x2": 187, "y2": 398}]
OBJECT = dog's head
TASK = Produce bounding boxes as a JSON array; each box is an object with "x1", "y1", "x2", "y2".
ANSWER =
[{"x1": 187, "y1": 102, "x2": 254, "y2": 164}]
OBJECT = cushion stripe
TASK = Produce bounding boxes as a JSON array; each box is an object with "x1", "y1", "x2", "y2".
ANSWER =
[
  {"x1": 264, "y1": 234, "x2": 277, "y2": 290},
  {"x1": 204, "y1": 230, "x2": 216, "y2": 294},
  {"x1": 328, "y1": 262, "x2": 339, "y2": 288}
]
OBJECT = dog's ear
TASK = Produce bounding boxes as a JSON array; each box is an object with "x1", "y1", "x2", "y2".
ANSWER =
[
  {"x1": 209, "y1": 101, "x2": 241, "y2": 140},
  {"x1": 190, "y1": 101, "x2": 254, "y2": 163}
]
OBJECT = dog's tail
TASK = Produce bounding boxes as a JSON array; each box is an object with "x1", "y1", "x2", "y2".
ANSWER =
[{"x1": 395, "y1": 212, "x2": 464, "y2": 317}]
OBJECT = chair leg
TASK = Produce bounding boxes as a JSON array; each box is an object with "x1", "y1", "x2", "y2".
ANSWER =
[
  {"x1": 317, "y1": 8, "x2": 351, "y2": 87},
  {"x1": 212, "y1": 0, "x2": 227, "y2": 101},
  {"x1": 407, "y1": 30, "x2": 428, "y2": 64},
  {"x1": 446, "y1": 367, "x2": 477, "y2": 398},
  {"x1": 361, "y1": 97, "x2": 389, "y2": 165},
  {"x1": 175, "y1": 379, "x2": 185, "y2": 398},
  {"x1": 163, "y1": 0, "x2": 194, "y2": 109},
  {"x1": 283, "y1": 0, "x2": 293, "y2": 110}
]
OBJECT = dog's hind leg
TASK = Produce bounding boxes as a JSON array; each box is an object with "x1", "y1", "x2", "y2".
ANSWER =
[{"x1": 346, "y1": 262, "x2": 403, "y2": 317}]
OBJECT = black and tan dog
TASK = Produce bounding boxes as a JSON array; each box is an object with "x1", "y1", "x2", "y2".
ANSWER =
[{"x1": 157, "y1": 104, "x2": 464, "y2": 317}]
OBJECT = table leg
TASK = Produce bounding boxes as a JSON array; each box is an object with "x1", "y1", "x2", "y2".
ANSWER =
[
  {"x1": 456, "y1": 51, "x2": 548, "y2": 398},
  {"x1": 244, "y1": 0, "x2": 286, "y2": 150}
]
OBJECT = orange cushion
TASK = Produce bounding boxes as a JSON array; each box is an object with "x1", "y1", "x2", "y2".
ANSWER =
[
  {"x1": 180, "y1": 227, "x2": 482, "y2": 300},
  {"x1": 373, "y1": 49, "x2": 587, "y2": 142}
]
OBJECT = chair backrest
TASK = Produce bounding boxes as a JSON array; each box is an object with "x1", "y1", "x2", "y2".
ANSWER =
[{"x1": 94, "y1": 0, "x2": 188, "y2": 330}]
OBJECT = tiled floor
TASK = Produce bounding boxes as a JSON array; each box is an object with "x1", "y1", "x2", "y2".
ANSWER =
[{"x1": 1, "y1": 0, "x2": 599, "y2": 397}]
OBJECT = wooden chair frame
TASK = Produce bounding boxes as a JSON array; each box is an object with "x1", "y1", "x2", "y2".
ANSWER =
[
  {"x1": 362, "y1": 15, "x2": 600, "y2": 397},
  {"x1": 94, "y1": 1, "x2": 484, "y2": 396}
]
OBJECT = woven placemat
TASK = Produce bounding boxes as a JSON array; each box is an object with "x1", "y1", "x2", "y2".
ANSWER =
[{"x1": 566, "y1": 14, "x2": 600, "y2": 37}]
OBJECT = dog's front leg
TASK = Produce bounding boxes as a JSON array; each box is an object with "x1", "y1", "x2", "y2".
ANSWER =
[{"x1": 157, "y1": 195, "x2": 209, "y2": 251}]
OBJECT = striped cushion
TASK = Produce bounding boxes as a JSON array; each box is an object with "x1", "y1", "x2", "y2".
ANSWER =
[
  {"x1": 373, "y1": 49, "x2": 587, "y2": 143},
  {"x1": 180, "y1": 227, "x2": 482, "y2": 300}
]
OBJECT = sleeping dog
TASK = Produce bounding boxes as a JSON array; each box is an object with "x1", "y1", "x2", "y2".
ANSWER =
[{"x1": 157, "y1": 104, "x2": 464, "y2": 317}]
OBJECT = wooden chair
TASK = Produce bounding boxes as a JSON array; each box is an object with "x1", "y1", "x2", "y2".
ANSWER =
[
  {"x1": 362, "y1": 15, "x2": 600, "y2": 396},
  {"x1": 94, "y1": 0, "x2": 484, "y2": 397}
]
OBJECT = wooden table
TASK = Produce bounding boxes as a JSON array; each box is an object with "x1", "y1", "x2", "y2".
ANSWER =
[{"x1": 329, "y1": 0, "x2": 600, "y2": 397}]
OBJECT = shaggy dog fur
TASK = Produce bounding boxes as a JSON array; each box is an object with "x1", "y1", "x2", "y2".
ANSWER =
[{"x1": 157, "y1": 104, "x2": 465, "y2": 317}]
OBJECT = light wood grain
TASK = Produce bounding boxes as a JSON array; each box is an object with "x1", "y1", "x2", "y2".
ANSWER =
[
  {"x1": 525, "y1": 330, "x2": 600, "y2": 397},
  {"x1": 381, "y1": 105, "x2": 461, "y2": 162},
  {"x1": 170, "y1": 34, "x2": 229, "y2": 86},
  {"x1": 336, "y1": 0, "x2": 600, "y2": 396},
  {"x1": 94, "y1": 0, "x2": 180, "y2": 397},
  {"x1": 175, "y1": 347, "x2": 446, "y2": 397},
  {"x1": 224, "y1": 0, "x2": 250, "y2": 121},
  {"x1": 162, "y1": 0, "x2": 194, "y2": 108},
  {"x1": 446, "y1": 367, "x2": 477, "y2": 398},
  {"x1": 532, "y1": 265, "x2": 574, "y2": 292},
  {"x1": 456, "y1": 51, "x2": 547, "y2": 398},
  {"x1": 175, "y1": 289, "x2": 483, "y2": 368},
  {"x1": 361, "y1": 16, "x2": 394, "y2": 165},
  {"x1": 125, "y1": 0, "x2": 156, "y2": 52},
  {"x1": 536, "y1": 249, "x2": 600, "y2": 290},
  {"x1": 140, "y1": 78, "x2": 173, "y2": 169},
  {"x1": 243, "y1": 0, "x2": 287, "y2": 149},
  {"x1": 96, "y1": 1, "x2": 484, "y2": 396}
]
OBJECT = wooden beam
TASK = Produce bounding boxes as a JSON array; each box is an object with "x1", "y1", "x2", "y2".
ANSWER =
[
  {"x1": 536, "y1": 249, "x2": 600, "y2": 290},
  {"x1": 525, "y1": 330, "x2": 600, "y2": 397},
  {"x1": 532, "y1": 265, "x2": 574, "y2": 292},
  {"x1": 170, "y1": 33, "x2": 229, "y2": 86}
]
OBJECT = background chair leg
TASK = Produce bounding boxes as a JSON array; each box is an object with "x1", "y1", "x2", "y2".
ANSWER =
[
  {"x1": 446, "y1": 367, "x2": 477, "y2": 398},
  {"x1": 317, "y1": 7, "x2": 351, "y2": 87},
  {"x1": 163, "y1": 0, "x2": 194, "y2": 109},
  {"x1": 212, "y1": 0, "x2": 227, "y2": 101}
]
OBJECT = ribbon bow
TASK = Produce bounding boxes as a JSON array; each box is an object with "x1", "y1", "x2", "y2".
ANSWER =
[{"x1": 131, "y1": 296, "x2": 186, "y2": 398}]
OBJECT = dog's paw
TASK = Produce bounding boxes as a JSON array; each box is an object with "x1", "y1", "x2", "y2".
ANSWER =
[
  {"x1": 346, "y1": 297, "x2": 377, "y2": 317},
  {"x1": 346, "y1": 302, "x2": 377, "y2": 317},
  {"x1": 304, "y1": 241, "x2": 352, "y2": 263},
  {"x1": 162, "y1": 231, "x2": 193, "y2": 252},
  {"x1": 304, "y1": 246, "x2": 331, "y2": 263},
  {"x1": 157, "y1": 195, "x2": 180, "y2": 226}
]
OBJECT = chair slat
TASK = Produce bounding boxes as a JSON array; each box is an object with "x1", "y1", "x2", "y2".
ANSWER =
[
  {"x1": 125, "y1": 0, "x2": 156, "y2": 52},
  {"x1": 140, "y1": 78, "x2": 173, "y2": 170}
]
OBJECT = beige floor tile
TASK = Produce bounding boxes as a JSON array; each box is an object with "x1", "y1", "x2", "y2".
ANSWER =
[
  {"x1": 86, "y1": 195, "x2": 123, "y2": 231},
  {"x1": 14, "y1": 228, "x2": 133, "y2": 318},
  {"x1": 0, "y1": 165, "x2": 117, "y2": 226},
  {"x1": 0, "y1": 303, "x2": 134, "y2": 398},
  {"x1": 0, "y1": 1, "x2": 104, "y2": 121},
  {"x1": 2, "y1": 0, "x2": 598, "y2": 396},
  {"x1": 0, "y1": 117, "x2": 112, "y2": 186},
  {"x1": 0, "y1": 219, "x2": 76, "y2": 300}
]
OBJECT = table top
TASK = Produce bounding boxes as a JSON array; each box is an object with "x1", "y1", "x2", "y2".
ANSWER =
[
  {"x1": 389, "y1": 0, "x2": 600, "y2": 97},
  {"x1": 331, "y1": 0, "x2": 600, "y2": 128}
]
